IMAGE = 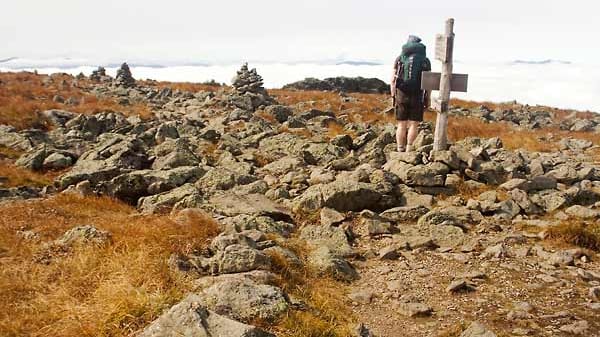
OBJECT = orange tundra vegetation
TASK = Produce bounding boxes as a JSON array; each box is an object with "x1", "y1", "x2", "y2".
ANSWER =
[
  {"x1": 0, "y1": 193, "x2": 220, "y2": 337},
  {"x1": 0, "y1": 72, "x2": 152, "y2": 130}
]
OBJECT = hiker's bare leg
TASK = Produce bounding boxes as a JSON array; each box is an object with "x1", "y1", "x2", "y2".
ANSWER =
[
  {"x1": 396, "y1": 121, "x2": 408, "y2": 152},
  {"x1": 406, "y1": 121, "x2": 419, "y2": 151}
]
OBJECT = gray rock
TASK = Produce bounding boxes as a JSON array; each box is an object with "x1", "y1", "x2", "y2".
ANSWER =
[
  {"x1": 320, "y1": 207, "x2": 346, "y2": 226},
  {"x1": 58, "y1": 134, "x2": 148, "y2": 188},
  {"x1": 0, "y1": 125, "x2": 32, "y2": 150},
  {"x1": 307, "y1": 246, "x2": 358, "y2": 282},
  {"x1": 380, "y1": 205, "x2": 430, "y2": 222},
  {"x1": 55, "y1": 225, "x2": 111, "y2": 247},
  {"x1": 559, "y1": 320, "x2": 589, "y2": 335},
  {"x1": 293, "y1": 180, "x2": 383, "y2": 213},
  {"x1": 210, "y1": 244, "x2": 271, "y2": 274},
  {"x1": 152, "y1": 138, "x2": 199, "y2": 170},
  {"x1": 139, "y1": 294, "x2": 274, "y2": 337},
  {"x1": 138, "y1": 183, "x2": 202, "y2": 214},
  {"x1": 263, "y1": 105, "x2": 293, "y2": 123},
  {"x1": 418, "y1": 206, "x2": 482, "y2": 229},
  {"x1": 208, "y1": 193, "x2": 291, "y2": 219},
  {"x1": 565, "y1": 205, "x2": 600, "y2": 219},
  {"x1": 397, "y1": 302, "x2": 433, "y2": 317},
  {"x1": 459, "y1": 321, "x2": 496, "y2": 337},
  {"x1": 15, "y1": 145, "x2": 47, "y2": 171},
  {"x1": 300, "y1": 224, "x2": 353, "y2": 257},
  {"x1": 43, "y1": 152, "x2": 73, "y2": 170},
  {"x1": 198, "y1": 278, "x2": 287, "y2": 322},
  {"x1": 107, "y1": 166, "x2": 204, "y2": 203},
  {"x1": 446, "y1": 279, "x2": 476, "y2": 293}
]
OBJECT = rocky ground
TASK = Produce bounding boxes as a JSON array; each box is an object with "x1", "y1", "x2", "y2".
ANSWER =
[{"x1": 1, "y1": 64, "x2": 600, "y2": 337}]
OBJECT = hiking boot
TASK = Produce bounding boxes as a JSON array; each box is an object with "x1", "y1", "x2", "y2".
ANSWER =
[{"x1": 397, "y1": 145, "x2": 406, "y2": 152}]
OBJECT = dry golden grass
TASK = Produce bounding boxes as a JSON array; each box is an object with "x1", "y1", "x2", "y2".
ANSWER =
[
  {"x1": 278, "y1": 125, "x2": 313, "y2": 138},
  {"x1": 545, "y1": 221, "x2": 600, "y2": 251},
  {"x1": 0, "y1": 72, "x2": 152, "y2": 130},
  {"x1": 0, "y1": 161, "x2": 57, "y2": 188},
  {"x1": 0, "y1": 194, "x2": 220, "y2": 337},
  {"x1": 265, "y1": 243, "x2": 353, "y2": 337},
  {"x1": 0, "y1": 145, "x2": 23, "y2": 160}
]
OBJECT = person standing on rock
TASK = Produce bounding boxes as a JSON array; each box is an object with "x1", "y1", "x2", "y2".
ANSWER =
[{"x1": 391, "y1": 35, "x2": 431, "y2": 152}]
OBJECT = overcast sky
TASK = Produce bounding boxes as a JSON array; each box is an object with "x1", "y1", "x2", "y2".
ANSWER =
[{"x1": 2, "y1": 0, "x2": 599, "y2": 64}]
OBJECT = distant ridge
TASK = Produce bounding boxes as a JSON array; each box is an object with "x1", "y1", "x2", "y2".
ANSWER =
[
  {"x1": 0, "y1": 57, "x2": 18, "y2": 63},
  {"x1": 511, "y1": 59, "x2": 572, "y2": 65}
]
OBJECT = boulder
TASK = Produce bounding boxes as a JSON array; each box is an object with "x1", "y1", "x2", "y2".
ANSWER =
[
  {"x1": 138, "y1": 183, "x2": 202, "y2": 214},
  {"x1": 197, "y1": 278, "x2": 288, "y2": 322},
  {"x1": 43, "y1": 152, "x2": 74, "y2": 170},
  {"x1": 152, "y1": 138, "x2": 200, "y2": 170},
  {"x1": 209, "y1": 244, "x2": 271, "y2": 274},
  {"x1": 57, "y1": 134, "x2": 148, "y2": 188},
  {"x1": 307, "y1": 246, "x2": 359, "y2": 282},
  {"x1": 459, "y1": 322, "x2": 496, "y2": 337},
  {"x1": 293, "y1": 180, "x2": 383, "y2": 213},
  {"x1": 106, "y1": 166, "x2": 204, "y2": 203},
  {"x1": 300, "y1": 224, "x2": 353, "y2": 257},
  {"x1": 208, "y1": 193, "x2": 291, "y2": 220},
  {"x1": 139, "y1": 294, "x2": 275, "y2": 337}
]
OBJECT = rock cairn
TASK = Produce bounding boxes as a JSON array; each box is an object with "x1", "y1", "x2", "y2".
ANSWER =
[
  {"x1": 90, "y1": 66, "x2": 110, "y2": 82},
  {"x1": 114, "y1": 62, "x2": 136, "y2": 88},
  {"x1": 232, "y1": 63, "x2": 265, "y2": 94}
]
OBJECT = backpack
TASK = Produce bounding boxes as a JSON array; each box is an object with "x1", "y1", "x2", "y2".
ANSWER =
[{"x1": 395, "y1": 41, "x2": 431, "y2": 94}]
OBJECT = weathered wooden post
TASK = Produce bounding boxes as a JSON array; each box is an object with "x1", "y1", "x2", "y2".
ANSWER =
[{"x1": 422, "y1": 18, "x2": 469, "y2": 151}]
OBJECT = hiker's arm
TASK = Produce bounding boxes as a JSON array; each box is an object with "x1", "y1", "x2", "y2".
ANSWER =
[{"x1": 390, "y1": 63, "x2": 397, "y2": 97}]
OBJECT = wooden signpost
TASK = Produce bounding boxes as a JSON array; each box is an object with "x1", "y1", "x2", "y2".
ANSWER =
[{"x1": 422, "y1": 18, "x2": 469, "y2": 151}]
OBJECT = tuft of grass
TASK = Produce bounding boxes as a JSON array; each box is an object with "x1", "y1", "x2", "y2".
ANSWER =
[
  {"x1": 0, "y1": 146, "x2": 24, "y2": 160},
  {"x1": 0, "y1": 162, "x2": 56, "y2": 187},
  {"x1": 0, "y1": 193, "x2": 220, "y2": 337},
  {"x1": 265, "y1": 241, "x2": 353, "y2": 337},
  {"x1": 545, "y1": 221, "x2": 600, "y2": 251}
]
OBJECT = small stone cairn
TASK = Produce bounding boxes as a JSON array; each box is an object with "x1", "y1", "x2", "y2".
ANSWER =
[
  {"x1": 114, "y1": 62, "x2": 136, "y2": 88},
  {"x1": 232, "y1": 63, "x2": 266, "y2": 94}
]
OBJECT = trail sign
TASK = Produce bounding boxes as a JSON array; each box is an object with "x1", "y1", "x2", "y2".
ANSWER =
[
  {"x1": 435, "y1": 34, "x2": 450, "y2": 63},
  {"x1": 422, "y1": 72, "x2": 468, "y2": 92},
  {"x1": 421, "y1": 18, "x2": 469, "y2": 151}
]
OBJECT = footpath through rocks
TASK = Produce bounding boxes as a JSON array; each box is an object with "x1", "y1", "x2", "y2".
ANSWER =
[{"x1": 1, "y1": 64, "x2": 600, "y2": 336}]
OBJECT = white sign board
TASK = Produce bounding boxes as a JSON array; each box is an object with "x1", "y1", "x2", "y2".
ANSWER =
[{"x1": 435, "y1": 34, "x2": 450, "y2": 63}]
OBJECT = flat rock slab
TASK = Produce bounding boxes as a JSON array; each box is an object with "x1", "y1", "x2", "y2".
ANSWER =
[
  {"x1": 139, "y1": 294, "x2": 275, "y2": 337},
  {"x1": 209, "y1": 193, "x2": 292, "y2": 220}
]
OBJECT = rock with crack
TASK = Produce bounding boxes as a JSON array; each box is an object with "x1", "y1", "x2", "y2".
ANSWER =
[
  {"x1": 196, "y1": 277, "x2": 288, "y2": 322},
  {"x1": 57, "y1": 134, "x2": 149, "y2": 189},
  {"x1": 105, "y1": 166, "x2": 205, "y2": 203},
  {"x1": 380, "y1": 205, "x2": 430, "y2": 222},
  {"x1": 447, "y1": 279, "x2": 477, "y2": 293},
  {"x1": 418, "y1": 206, "x2": 483, "y2": 229},
  {"x1": 138, "y1": 294, "x2": 275, "y2": 337}
]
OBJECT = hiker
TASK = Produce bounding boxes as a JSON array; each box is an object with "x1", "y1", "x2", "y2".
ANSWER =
[{"x1": 391, "y1": 35, "x2": 431, "y2": 152}]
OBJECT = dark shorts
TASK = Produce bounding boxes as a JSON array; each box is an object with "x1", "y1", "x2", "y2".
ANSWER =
[{"x1": 395, "y1": 89, "x2": 424, "y2": 122}]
